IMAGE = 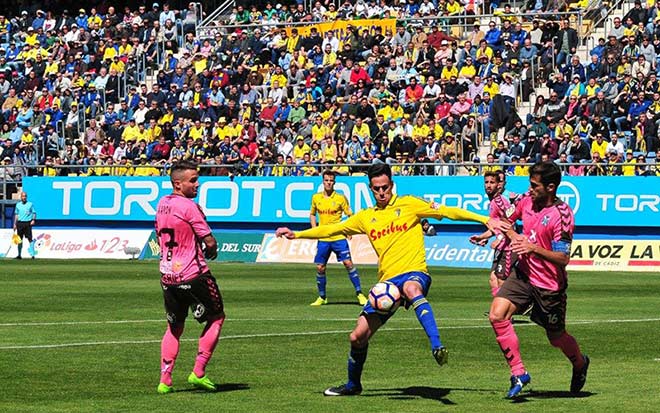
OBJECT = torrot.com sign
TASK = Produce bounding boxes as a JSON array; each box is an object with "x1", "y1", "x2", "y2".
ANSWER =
[{"x1": 22, "y1": 176, "x2": 660, "y2": 227}]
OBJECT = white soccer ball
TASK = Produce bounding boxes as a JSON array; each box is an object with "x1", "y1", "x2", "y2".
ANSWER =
[{"x1": 368, "y1": 282, "x2": 402, "y2": 314}]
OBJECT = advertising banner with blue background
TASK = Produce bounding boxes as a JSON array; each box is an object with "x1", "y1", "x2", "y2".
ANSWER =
[{"x1": 23, "y1": 176, "x2": 660, "y2": 227}]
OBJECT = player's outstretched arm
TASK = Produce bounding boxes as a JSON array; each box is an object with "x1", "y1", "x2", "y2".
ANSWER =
[
  {"x1": 434, "y1": 205, "x2": 510, "y2": 234},
  {"x1": 277, "y1": 215, "x2": 364, "y2": 241}
]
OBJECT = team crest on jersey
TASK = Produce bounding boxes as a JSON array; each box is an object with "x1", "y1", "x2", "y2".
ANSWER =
[
  {"x1": 542, "y1": 215, "x2": 550, "y2": 226},
  {"x1": 371, "y1": 217, "x2": 377, "y2": 223},
  {"x1": 395, "y1": 208, "x2": 401, "y2": 217},
  {"x1": 505, "y1": 205, "x2": 516, "y2": 218}
]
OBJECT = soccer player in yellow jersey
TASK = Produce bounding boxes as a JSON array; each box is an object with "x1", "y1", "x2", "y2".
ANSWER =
[
  {"x1": 308, "y1": 170, "x2": 367, "y2": 306},
  {"x1": 277, "y1": 163, "x2": 507, "y2": 396}
]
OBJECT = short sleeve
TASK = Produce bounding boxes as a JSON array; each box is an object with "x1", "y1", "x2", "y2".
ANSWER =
[
  {"x1": 551, "y1": 203, "x2": 574, "y2": 255},
  {"x1": 187, "y1": 202, "x2": 212, "y2": 239}
]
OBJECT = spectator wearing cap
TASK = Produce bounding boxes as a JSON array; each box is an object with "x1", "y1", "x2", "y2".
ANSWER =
[{"x1": 75, "y1": 9, "x2": 89, "y2": 30}]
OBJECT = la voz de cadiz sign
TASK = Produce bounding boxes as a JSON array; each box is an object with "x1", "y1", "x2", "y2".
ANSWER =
[{"x1": 23, "y1": 176, "x2": 660, "y2": 227}]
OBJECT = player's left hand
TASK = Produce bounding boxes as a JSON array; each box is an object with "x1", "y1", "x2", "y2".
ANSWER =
[
  {"x1": 511, "y1": 235, "x2": 535, "y2": 255},
  {"x1": 204, "y1": 246, "x2": 218, "y2": 260},
  {"x1": 486, "y1": 218, "x2": 510, "y2": 234},
  {"x1": 275, "y1": 227, "x2": 295, "y2": 239}
]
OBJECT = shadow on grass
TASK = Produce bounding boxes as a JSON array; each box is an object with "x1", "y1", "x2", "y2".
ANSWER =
[
  {"x1": 175, "y1": 383, "x2": 250, "y2": 394},
  {"x1": 512, "y1": 390, "x2": 596, "y2": 403},
  {"x1": 511, "y1": 318, "x2": 532, "y2": 325},
  {"x1": 364, "y1": 386, "x2": 457, "y2": 405}
]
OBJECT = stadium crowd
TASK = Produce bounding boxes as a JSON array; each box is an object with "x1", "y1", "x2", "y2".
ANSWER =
[{"x1": 0, "y1": 0, "x2": 659, "y2": 182}]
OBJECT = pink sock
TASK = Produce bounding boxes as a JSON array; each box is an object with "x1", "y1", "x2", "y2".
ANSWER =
[
  {"x1": 492, "y1": 320, "x2": 526, "y2": 376},
  {"x1": 160, "y1": 324, "x2": 184, "y2": 386},
  {"x1": 193, "y1": 317, "x2": 225, "y2": 378},
  {"x1": 491, "y1": 286, "x2": 500, "y2": 297},
  {"x1": 550, "y1": 332, "x2": 584, "y2": 369}
]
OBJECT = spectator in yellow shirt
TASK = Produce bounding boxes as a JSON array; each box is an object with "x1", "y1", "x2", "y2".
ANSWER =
[
  {"x1": 591, "y1": 134, "x2": 608, "y2": 159},
  {"x1": 121, "y1": 119, "x2": 140, "y2": 143},
  {"x1": 622, "y1": 150, "x2": 636, "y2": 176},
  {"x1": 312, "y1": 116, "x2": 330, "y2": 142},
  {"x1": 293, "y1": 136, "x2": 311, "y2": 163}
]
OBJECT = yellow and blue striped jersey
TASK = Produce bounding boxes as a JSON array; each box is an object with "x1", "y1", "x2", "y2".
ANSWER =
[
  {"x1": 310, "y1": 191, "x2": 352, "y2": 242},
  {"x1": 298, "y1": 195, "x2": 489, "y2": 282}
]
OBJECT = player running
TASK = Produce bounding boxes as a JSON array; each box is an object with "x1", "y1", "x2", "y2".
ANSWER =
[
  {"x1": 276, "y1": 163, "x2": 508, "y2": 396},
  {"x1": 155, "y1": 161, "x2": 224, "y2": 394},
  {"x1": 489, "y1": 161, "x2": 589, "y2": 398},
  {"x1": 309, "y1": 170, "x2": 367, "y2": 306}
]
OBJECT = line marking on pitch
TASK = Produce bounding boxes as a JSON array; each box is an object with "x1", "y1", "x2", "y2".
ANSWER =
[
  {"x1": 1, "y1": 317, "x2": 659, "y2": 351},
  {"x1": 0, "y1": 317, "x2": 489, "y2": 327}
]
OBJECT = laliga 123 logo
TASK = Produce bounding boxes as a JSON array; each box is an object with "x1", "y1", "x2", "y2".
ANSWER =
[
  {"x1": 33, "y1": 233, "x2": 52, "y2": 252},
  {"x1": 557, "y1": 182, "x2": 580, "y2": 214}
]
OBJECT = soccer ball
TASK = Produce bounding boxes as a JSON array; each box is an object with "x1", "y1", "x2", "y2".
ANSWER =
[{"x1": 368, "y1": 282, "x2": 401, "y2": 314}]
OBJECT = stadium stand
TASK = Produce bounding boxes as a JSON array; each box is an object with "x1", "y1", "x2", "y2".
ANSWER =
[{"x1": 0, "y1": 0, "x2": 659, "y2": 198}]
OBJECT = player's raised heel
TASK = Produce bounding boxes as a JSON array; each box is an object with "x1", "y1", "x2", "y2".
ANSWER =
[
  {"x1": 432, "y1": 347, "x2": 449, "y2": 366},
  {"x1": 323, "y1": 383, "x2": 362, "y2": 396},
  {"x1": 506, "y1": 372, "x2": 531, "y2": 398},
  {"x1": 310, "y1": 297, "x2": 328, "y2": 306},
  {"x1": 157, "y1": 382, "x2": 174, "y2": 394},
  {"x1": 356, "y1": 293, "x2": 368, "y2": 306},
  {"x1": 570, "y1": 355, "x2": 590, "y2": 393},
  {"x1": 187, "y1": 372, "x2": 217, "y2": 392}
]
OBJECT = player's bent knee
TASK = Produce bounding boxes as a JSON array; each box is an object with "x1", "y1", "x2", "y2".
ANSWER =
[
  {"x1": 349, "y1": 330, "x2": 368, "y2": 348},
  {"x1": 402, "y1": 282, "x2": 423, "y2": 300},
  {"x1": 316, "y1": 264, "x2": 326, "y2": 273}
]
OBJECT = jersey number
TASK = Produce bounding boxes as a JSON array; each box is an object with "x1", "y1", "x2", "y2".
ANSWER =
[{"x1": 159, "y1": 228, "x2": 179, "y2": 261}]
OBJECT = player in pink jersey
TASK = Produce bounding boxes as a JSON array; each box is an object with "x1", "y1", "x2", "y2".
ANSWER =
[
  {"x1": 488, "y1": 161, "x2": 589, "y2": 398},
  {"x1": 470, "y1": 171, "x2": 517, "y2": 297},
  {"x1": 155, "y1": 160, "x2": 224, "y2": 395}
]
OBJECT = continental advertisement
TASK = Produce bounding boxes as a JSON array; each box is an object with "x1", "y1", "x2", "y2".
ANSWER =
[
  {"x1": 257, "y1": 233, "x2": 660, "y2": 272},
  {"x1": 257, "y1": 233, "x2": 495, "y2": 268},
  {"x1": 141, "y1": 231, "x2": 263, "y2": 262}
]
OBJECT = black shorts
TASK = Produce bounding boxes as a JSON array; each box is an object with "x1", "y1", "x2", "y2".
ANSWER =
[
  {"x1": 490, "y1": 248, "x2": 518, "y2": 280},
  {"x1": 161, "y1": 273, "x2": 225, "y2": 325},
  {"x1": 496, "y1": 271, "x2": 567, "y2": 332},
  {"x1": 16, "y1": 221, "x2": 32, "y2": 241}
]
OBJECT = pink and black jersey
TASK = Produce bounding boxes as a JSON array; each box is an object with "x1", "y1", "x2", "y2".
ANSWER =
[
  {"x1": 155, "y1": 194, "x2": 212, "y2": 284},
  {"x1": 507, "y1": 193, "x2": 574, "y2": 292},
  {"x1": 489, "y1": 193, "x2": 513, "y2": 252}
]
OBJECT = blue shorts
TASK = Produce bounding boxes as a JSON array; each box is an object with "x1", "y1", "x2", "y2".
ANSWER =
[
  {"x1": 314, "y1": 239, "x2": 352, "y2": 264},
  {"x1": 361, "y1": 271, "x2": 432, "y2": 324}
]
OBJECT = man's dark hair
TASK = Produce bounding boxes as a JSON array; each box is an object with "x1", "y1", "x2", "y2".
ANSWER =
[
  {"x1": 170, "y1": 160, "x2": 198, "y2": 183},
  {"x1": 322, "y1": 169, "x2": 336, "y2": 178},
  {"x1": 529, "y1": 161, "x2": 561, "y2": 188},
  {"x1": 484, "y1": 170, "x2": 501, "y2": 181},
  {"x1": 367, "y1": 162, "x2": 392, "y2": 181}
]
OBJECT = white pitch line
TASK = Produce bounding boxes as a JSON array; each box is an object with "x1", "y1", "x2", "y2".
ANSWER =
[
  {"x1": 0, "y1": 317, "x2": 489, "y2": 327},
  {"x1": 1, "y1": 317, "x2": 659, "y2": 351}
]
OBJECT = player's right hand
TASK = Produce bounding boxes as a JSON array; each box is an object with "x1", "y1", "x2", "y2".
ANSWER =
[{"x1": 275, "y1": 227, "x2": 295, "y2": 239}]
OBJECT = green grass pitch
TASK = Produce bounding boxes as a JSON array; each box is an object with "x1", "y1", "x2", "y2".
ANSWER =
[{"x1": 1, "y1": 260, "x2": 659, "y2": 412}]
